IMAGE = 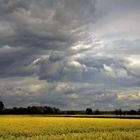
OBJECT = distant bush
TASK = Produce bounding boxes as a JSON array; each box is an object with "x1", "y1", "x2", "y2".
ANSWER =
[
  {"x1": 86, "y1": 108, "x2": 93, "y2": 115},
  {"x1": 0, "y1": 101, "x2": 4, "y2": 110}
]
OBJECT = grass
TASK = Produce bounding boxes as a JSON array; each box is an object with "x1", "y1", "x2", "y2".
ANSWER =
[{"x1": 0, "y1": 115, "x2": 140, "y2": 140}]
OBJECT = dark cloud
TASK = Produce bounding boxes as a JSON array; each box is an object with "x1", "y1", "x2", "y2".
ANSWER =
[{"x1": 0, "y1": 0, "x2": 140, "y2": 110}]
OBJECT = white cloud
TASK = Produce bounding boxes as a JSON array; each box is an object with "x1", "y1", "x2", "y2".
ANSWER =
[
  {"x1": 125, "y1": 55, "x2": 140, "y2": 76},
  {"x1": 65, "y1": 60, "x2": 87, "y2": 72},
  {"x1": 117, "y1": 90, "x2": 140, "y2": 101},
  {"x1": 103, "y1": 64, "x2": 128, "y2": 78},
  {"x1": 67, "y1": 93, "x2": 79, "y2": 99}
]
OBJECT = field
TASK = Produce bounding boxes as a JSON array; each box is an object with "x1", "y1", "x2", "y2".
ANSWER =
[{"x1": 0, "y1": 116, "x2": 140, "y2": 140}]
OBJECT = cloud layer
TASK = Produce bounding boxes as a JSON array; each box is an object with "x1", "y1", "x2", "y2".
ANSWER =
[{"x1": 0, "y1": 0, "x2": 140, "y2": 110}]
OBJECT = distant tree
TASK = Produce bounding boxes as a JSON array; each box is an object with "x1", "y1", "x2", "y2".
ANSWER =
[
  {"x1": 86, "y1": 108, "x2": 92, "y2": 115},
  {"x1": 129, "y1": 110, "x2": 137, "y2": 115},
  {"x1": 53, "y1": 108, "x2": 60, "y2": 114},
  {"x1": 0, "y1": 101, "x2": 4, "y2": 110},
  {"x1": 94, "y1": 109, "x2": 100, "y2": 115},
  {"x1": 138, "y1": 109, "x2": 140, "y2": 115},
  {"x1": 114, "y1": 108, "x2": 122, "y2": 116}
]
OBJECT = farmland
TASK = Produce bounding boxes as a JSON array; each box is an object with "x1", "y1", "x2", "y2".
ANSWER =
[{"x1": 0, "y1": 116, "x2": 140, "y2": 140}]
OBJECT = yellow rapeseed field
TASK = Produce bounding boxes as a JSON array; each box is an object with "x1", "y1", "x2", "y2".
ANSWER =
[{"x1": 0, "y1": 115, "x2": 140, "y2": 140}]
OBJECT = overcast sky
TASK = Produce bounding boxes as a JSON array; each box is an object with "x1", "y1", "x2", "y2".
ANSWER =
[{"x1": 0, "y1": 0, "x2": 140, "y2": 110}]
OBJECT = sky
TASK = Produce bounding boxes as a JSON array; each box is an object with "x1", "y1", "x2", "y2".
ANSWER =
[{"x1": 0, "y1": 0, "x2": 140, "y2": 110}]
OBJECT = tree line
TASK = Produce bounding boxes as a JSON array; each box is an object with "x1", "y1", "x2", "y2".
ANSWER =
[
  {"x1": 0, "y1": 101, "x2": 140, "y2": 115},
  {"x1": 85, "y1": 108, "x2": 140, "y2": 116},
  {"x1": 0, "y1": 101, "x2": 60, "y2": 114}
]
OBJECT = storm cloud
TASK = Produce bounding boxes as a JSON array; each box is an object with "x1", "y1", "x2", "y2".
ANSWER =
[{"x1": 0, "y1": 0, "x2": 140, "y2": 110}]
